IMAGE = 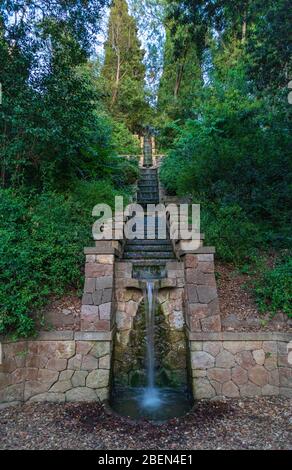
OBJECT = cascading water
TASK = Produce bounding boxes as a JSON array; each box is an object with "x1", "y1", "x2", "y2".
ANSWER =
[
  {"x1": 140, "y1": 281, "x2": 161, "y2": 410},
  {"x1": 111, "y1": 276, "x2": 193, "y2": 421}
]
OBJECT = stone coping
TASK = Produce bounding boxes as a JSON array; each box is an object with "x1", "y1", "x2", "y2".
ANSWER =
[
  {"x1": 84, "y1": 247, "x2": 120, "y2": 255},
  {"x1": 186, "y1": 330, "x2": 292, "y2": 342},
  {"x1": 0, "y1": 329, "x2": 114, "y2": 343},
  {"x1": 179, "y1": 246, "x2": 216, "y2": 255}
]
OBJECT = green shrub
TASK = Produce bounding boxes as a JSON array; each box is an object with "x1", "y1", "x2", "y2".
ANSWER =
[
  {"x1": 111, "y1": 121, "x2": 141, "y2": 155},
  {"x1": 253, "y1": 257, "x2": 292, "y2": 317},
  {"x1": 0, "y1": 180, "x2": 133, "y2": 338},
  {"x1": 201, "y1": 203, "x2": 261, "y2": 264}
]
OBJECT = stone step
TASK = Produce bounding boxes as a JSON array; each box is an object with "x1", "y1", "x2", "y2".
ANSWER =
[
  {"x1": 138, "y1": 189, "x2": 159, "y2": 194},
  {"x1": 123, "y1": 252, "x2": 175, "y2": 260},
  {"x1": 125, "y1": 245, "x2": 173, "y2": 252},
  {"x1": 127, "y1": 259, "x2": 167, "y2": 267},
  {"x1": 126, "y1": 239, "x2": 171, "y2": 245}
]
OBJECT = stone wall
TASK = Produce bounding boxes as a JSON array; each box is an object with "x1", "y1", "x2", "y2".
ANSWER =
[
  {"x1": 81, "y1": 248, "x2": 116, "y2": 332},
  {"x1": 113, "y1": 260, "x2": 189, "y2": 387},
  {"x1": 0, "y1": 331, "x2": 112, "y2": 405},
  {"x1": 188, "y1": 332, "x2": 292, "y2": 399},
  {"x1": 183, "y1": 251, "x2": 221, "y2": 333}
]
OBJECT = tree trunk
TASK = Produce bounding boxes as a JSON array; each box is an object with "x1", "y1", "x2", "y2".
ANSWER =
[
  {"x1": 112, "y1": 49, "x2": 121, "y2": 106},
  {"x1": 242, "y1": 3, "x2": 248, "y2": 43}
]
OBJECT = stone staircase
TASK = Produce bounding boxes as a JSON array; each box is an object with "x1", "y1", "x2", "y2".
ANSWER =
[{"x1": 122, "y1": 166, "x2": 175, "y2": 264}]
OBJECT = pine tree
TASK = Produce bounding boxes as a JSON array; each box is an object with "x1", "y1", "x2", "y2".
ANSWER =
[{"x1": 102, "y1": 0, "x2": 147, "y2": 132}]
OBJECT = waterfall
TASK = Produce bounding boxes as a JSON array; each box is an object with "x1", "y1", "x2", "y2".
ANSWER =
[
  {"x1": 146, "y1": 281, "x2": 155, "y2": 389},
  {"x1": 141, "y1": 281, "x2": 161, "y2": 409}
]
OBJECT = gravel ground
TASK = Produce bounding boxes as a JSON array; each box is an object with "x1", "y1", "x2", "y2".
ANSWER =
[{"x1": 0, "y1": 397, "x2": 291, "y2": 450}]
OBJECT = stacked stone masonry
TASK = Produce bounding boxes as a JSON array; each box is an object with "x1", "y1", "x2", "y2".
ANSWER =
[
  {"x1": 189, "y1": 333, "x2": 292, "y2": 399},
  {"x1": 183, "y1": 253, "x2": 221, "y2": 332},
  {"x1": 0, "y1": 332, "x2": 112, "y2": 405},
  {"x1": 81, "y1": 252, "x2": 115, "y2": 332}
]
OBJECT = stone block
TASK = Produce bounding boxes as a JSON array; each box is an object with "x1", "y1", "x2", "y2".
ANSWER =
[
  {"x1": 11, "y1": 368, "x2": 25, "y2": 384},
  {"x1": 191, "y1": 351, "x2": 215, "y2": 369},
  {"x1": 99, "y1": 303, "x2": 112, "y2": 320},
  {"x1": 0, "y1": 384, "x2": 23, "y2": 402},
  {"x1": 160, "y1": 278, "x2": 176, "y2": 289},
  {"x1": 262, "y1": 384, "x2": 279, "y2": 396},
  {"x1": 82, "y1": 293, "x2": 93, "y2": 305},
  {"x1": 99, "y1": 355, "x2": 111, "y2": 370},
  {"x1": 279, "y1": 367, "x2": 292, "y2": 387},
  {"x1": 67, "y1": 354, "x2": 82, "y2": 370},
  {"x1": 192, "y1": 370, "x2": 207, "y2": 378},
  {"x1": 46, "y1": 358, "x2": 67, "y2": 371},
  {"x1": 240, "y1": 382, "x2": 262, "y2": 397},
  {"x1": 96, "y1": 276, "x2": 114, "y2": 290},
  {"x1": 248, "y1": 366, "x2": 269, "y2": 386},
  {"x1": 222, "y1": 381, "x2": 240, "y2": 398},
  {"x1": 24, "y1": 381, "x2": 51, "y2": 400},
  {"x1": 193, "y1": 378, "x2": 215, "y2": 399},
  {"x1": 252, "y1": 349, "x2": 265, "y2": 365},
  {"x1": 71, "y1": 371, "x2": 88, "y2": 387},
  {"x1": 201, "y1": 315, "x2": 221, "y2": 332},
  {"x1": 189, "y1": 303, "x2": 208, "y2": 319},
  {"x1": 197, "y1": 254, "x2": 214, "y2": 262},
  {"x1": 203, "y1": 342, "x2": 222, "y2": 357},
  {"x1": 184, "y1": 255, "x2": 198, "y2": 269},
  {"x1": 59, "y1": 370, "x2": 74, "y2": 381},
  {"x1": 76, "y1": 342, "x2": 93, "y2": 356},
  {"x1": 96, "y1": 255, "x2": 114, "y2": 265},
  {"x1": 268, "y1": 369, "x2": 280, "y2": 386},
  {"x1": 232, "y1": 366, "x2": 248, "y2": 386},
  {"x1": 207, "y1": 368, "x2": 231, "y2": 383},
  {"x1": 190, "y1": 341, "x2": 203, "y2": 351},
  {"x1": 55, "y1": 341, "x2": 76, "y2": 360},
  {"x1": 102, "y1": 288, "x2": 113, "y2": 303},
  {"x1": 50, "y1": 380, "x2": 72, "y2": 393},
  {"x1": 216, "y1": 350, "x2": 235, "y2": 368},
  {"x1": 198, "y1": 262, "x2": 215, "y2": 273},
  {"x1": 96, "y1": 387, "x2": 109, "y2": 402},
  {"x1": 65, "y1": 387, "x2": 97, "y2": 402},
  {"x1": 86, "y1": 369, "x2": 109, "y2": 389},
  {"x1": 29, "y1": 392, "x2": 65, "y2": 403},
  {"x1": 197, "y1": 286, "x2": 217, "y2": 304},
  {"x1": 125, "y1": 300, "x2": 137, "y2": 317},
  {"x1": 84, "y1": 278, "x2": 96, "y2": 293},
  {"x1": 85, "y1": 263, "x2": 113, "y2": 278},
  {"x1": 169, "y1": 311, "x2": 184, "y2": 330},
  {"x1": 186, "y1": 285, "x2": 199, "y2": 303},
  {"x1": 86, "y1": 255, "x2": 96, "y2": 263},
  {"x1": 90, "y1": 342, "x2": 110, "y2": 358},
  {"x1": 235, "y1": 350, "x2": 255, "y2": 370},
  {"x1": 92, "y1": 290, "x2": 103, "y2": 305},
  {"x1": 81, "y1": 305, "x2": 99, "y2": 317},
  {"x1": 81, "y1": 355, "x2": 98, "y2": 370},
  {"x1": 263, "y1": 341, "x2": 278, "y2": 353}
]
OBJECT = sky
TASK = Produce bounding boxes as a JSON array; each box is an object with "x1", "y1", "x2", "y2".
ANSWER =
[{"x1": 94, "y1": 0, "x2": 166, "y2": 101}]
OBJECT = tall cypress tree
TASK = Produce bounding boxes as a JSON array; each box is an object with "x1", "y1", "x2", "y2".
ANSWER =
[{"x1": 102, "y1": 0, "x2": 147, "y2": 132}]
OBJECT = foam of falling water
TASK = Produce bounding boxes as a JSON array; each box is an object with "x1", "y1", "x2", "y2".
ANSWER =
[
  {"x1": 141, "y1": 281, "x2": 162, "y2": 411},
  {"x1": 111, "y1": 263, "x2": 193, "y2": 420}
]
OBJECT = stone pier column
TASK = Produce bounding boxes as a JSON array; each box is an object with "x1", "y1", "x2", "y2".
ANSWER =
[
  {"x1": 183, "y1": 249, "x2": 221, "y2": 333},
  {"x1": 81, "y1": 245, "x2": 117, "y2": 332}
]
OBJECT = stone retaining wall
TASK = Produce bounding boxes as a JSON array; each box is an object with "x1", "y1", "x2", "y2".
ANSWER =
[
  {"x1": 0, "y1": 331, "x2": 113, "y2": 406},
  {"x1": 188, "y1": 332, "x2": 292, "y2": 399},
  {"x1": 113, "y1": 260, "x2": 189, "y2": 387}
]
